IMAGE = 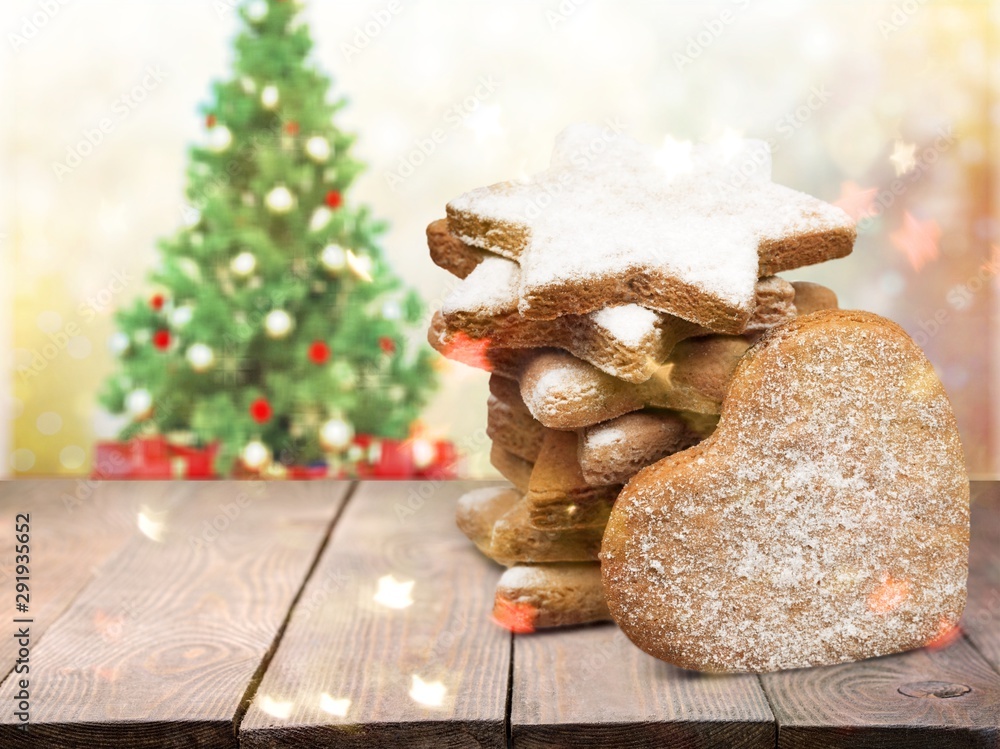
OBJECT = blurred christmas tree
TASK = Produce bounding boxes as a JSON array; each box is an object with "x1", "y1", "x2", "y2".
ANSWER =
[{"x1": 99, "y1": 0, "x2": 437, "y2": 475}]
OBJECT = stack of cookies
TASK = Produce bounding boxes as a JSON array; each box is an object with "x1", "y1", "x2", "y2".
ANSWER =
[{"x1": 426, "y1": 125, "x2": 856, "y2": 632}]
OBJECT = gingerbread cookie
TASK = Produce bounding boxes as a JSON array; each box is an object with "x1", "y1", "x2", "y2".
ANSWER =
[
  {"x1": 439, "y1": 254, "x2": 795, "y2": 383},
  {"x1": 518, "y1": 339, "x2": 748, "y2": 429},
  {"x1": 577, "y1": 409, "x2": 716, "y2": 487},
  {"x1": 602, "y1": 310, "x2": 969, "y2": 672},
  {"x1": 790, "y1": 280, "x2": 839, "y2": 316},
  {"x1": 525, "y1": 430, "x2": 620, "y2": 530},
  {"x1": 494, "y1": 563, "x2": 611, "y2": 630},
  {"x1": 427, "y1": 217, "x2": 484, "y2": 279},
  {"x1": 446, "y1": 125, "x2": 854, "y2": 330},
  {"x1": 490, "y1": 444, "x2": 533, "y2": 493},
  {"x1": 487, "y1": 375, "x2": 548, "y2": 463},
  {"x1": 456, "y1": 487, "x2": 604, "y2": 567}
]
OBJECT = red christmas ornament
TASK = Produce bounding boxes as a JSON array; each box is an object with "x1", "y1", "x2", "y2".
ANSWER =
[
  {"x1": 249, "y1": 398, "x2": 273, "y2": 424},
  {"x1": 284, "y1": 121, "x2": 300, "y2": 135},
  {"x1": 308, "y1": 340, "x2": 330, "y2": 364},
  {"x1": 324, "y1": 190, "x2": 343, "y2": 209},
  {"x1": 150, "y1": 293, "x2": 165, "y2": 311},
  {"x1": 206, "y1": 114, "x2": 217, "y2": 128},
  {"x1": 379, "y1": 336, "x2": 396, "y2": 355},
  {"x1": 152, "y1": 330, "x2": 171, "y2": 350}
]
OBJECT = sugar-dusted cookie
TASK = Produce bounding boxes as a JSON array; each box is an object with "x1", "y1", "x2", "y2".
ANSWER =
[
  {"x1": 455, "y1": 487, "x2": 604, "y2": 567},
  {"x1": 518, "y1": 338, "x2": 749, "y2": 429},
  {"x1": 602, "y1": 310, "x2": 969, "y2": 673},
  {"x1": 578, "y1": 409, "x2": 716, "y2": 486},
  {"x1": 493, "y1": 563, "x2": 611, "y2": 631},
  {"x1": 427, "y1": 217, "x2": 484, "y2": 279},
  {"x1": 446, "y1": 125, "x2": 854, "y2": 329},
  {"x1": 438, "y1": 253, "x2": 794, "y2": 383},
  {"x1": 487, "y1": 375, "x2": 548, "y2": 463}
]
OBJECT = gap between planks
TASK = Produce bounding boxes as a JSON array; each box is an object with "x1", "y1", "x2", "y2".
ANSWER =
[{"x1": 231, "y1": 480, "x2": 360, "y2": 743}]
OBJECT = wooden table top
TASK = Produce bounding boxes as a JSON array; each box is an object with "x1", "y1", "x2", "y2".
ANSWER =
[{"x1": 0, "y1": 479, "x2": 996, "y2": 748}]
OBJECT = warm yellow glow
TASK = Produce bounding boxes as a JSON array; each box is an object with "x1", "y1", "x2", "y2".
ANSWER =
[
  {"x1": 409, "y1": 675, "x2": 447, "y2": 707},
  {"x1": 346, "y1": 250, "x2": 373, "y2": 282},
  {"x1": 373, "y1": 574, "x2": 415, "y2": 609},
  {"x1": 137, "y1": 507, "x2": 166, "y2": 542},
  {"x1": 259, "y1": 695, "x2": 294, "y2": 720},
  {"x1": 319, "y1": 693, "x2": 351, "y2": 718},
  {"x1": 889, "y1": 139, "x2": 917, "y2": 175}
]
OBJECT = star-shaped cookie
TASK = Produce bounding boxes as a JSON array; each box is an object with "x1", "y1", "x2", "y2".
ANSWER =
[{"x1": 446, "y1": 124, "x2": 855, "y2": 332}]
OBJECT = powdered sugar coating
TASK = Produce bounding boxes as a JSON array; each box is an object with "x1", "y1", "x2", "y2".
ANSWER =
[
  {"x1": 447, "y1": 124, "x2": 854, "y2": 326},
  {"x1": 590, "y1": 306, "x2": 661, "y2": 347},
  {"x1": 602, "y1": 311, "x2": 969, "y2": 672}
]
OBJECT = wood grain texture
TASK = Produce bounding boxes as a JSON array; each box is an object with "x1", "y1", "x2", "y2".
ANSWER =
[
  {"x1": 240, "y1": 480, "x2": 511, "y2": 749},
  {"x1": 761, "y1": 635, "x2": 1000, "y2": 747},
  {"x1": 511, "y1": 624, "x2": 775, "y2": 748},
  {"x1": 0, "y1": 481, "x2": 159, "y2": 678},
  {"x1": 965, "y1": 482, "x2": 1000, "y2": 670},
  {"x1": 0, "y1": 480, "x2": 349, "y2": 749}
]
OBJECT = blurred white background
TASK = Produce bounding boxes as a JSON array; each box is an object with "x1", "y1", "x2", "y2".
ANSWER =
[{"x1": 4, "y1": 0, "x2": 998, "y2": 476}]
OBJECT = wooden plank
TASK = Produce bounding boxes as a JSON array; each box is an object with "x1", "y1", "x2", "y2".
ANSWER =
[
  {"x1": 240, "y1": 480, "x2": 511, "y2": 749},
  {"x1": 0, "y1": 481, "x2": 159, "y2": 677},
  {"x1": 511, "y1": 624, "x2": 775, "y2": 748},
  {"x1": 762, "y1": 640, "x2": 1000, "y2": 748},
  {"x1": 964, "y1": 481, "x2": 1000, "y2": 670},
  {"x1": 0, "y1": 480, "x2": 350, "y2": 748}
]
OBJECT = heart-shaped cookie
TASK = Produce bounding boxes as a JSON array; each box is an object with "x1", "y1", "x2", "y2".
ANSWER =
[{"x1": 601, "y1": 310, "x2": 969, "y2": 672}]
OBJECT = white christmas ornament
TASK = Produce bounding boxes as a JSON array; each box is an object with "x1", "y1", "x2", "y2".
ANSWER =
[
  {"x1": 126, "y1": 389, "x2": 154, "y2": 420},
  {"x1": 310, "y1": 207, "x2": 333, "y2": 232},
  {"x1": 242, "y1": 440, "x2": 272, "y2": 471},
  {"x1": 320, "y1": 244, "x2": 347, "y2": 273},
  {"x1": 240, "y1": 77, "x2": 257, "y2": 94},
  {"x1": 208, "y1": 124, "x2": 232, "y2": 153},
  {"x1": 246, "y1": 0, "x2": 268, "y2": 22},
  {"x1": 261, "y1": 84, "x2": 280, "y2": 110},
  {"x1": 170, "y1": 305, "x2": 194, "y2": 328},
  {"x1": 265, "y1": 185, "x2": 295, "y2": 214},
  {"x1": 265, "y1": 309, "x2": 294, "y2": 338},
  {"x1": 320, "y1": 418, "x2": 354, "y2": 452},
  {"x1": 108, "y1": 332, "x2": 130, "y2": 356},
  {"x1": 186, "y1": 343, "x2": 215, "y2": 372},
  {"x1": 230, "y1": 251, "x2": 257, "y2": 277},
  {"x1": 305, "y1": 136, "x2": 331, "y2": 163}
]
